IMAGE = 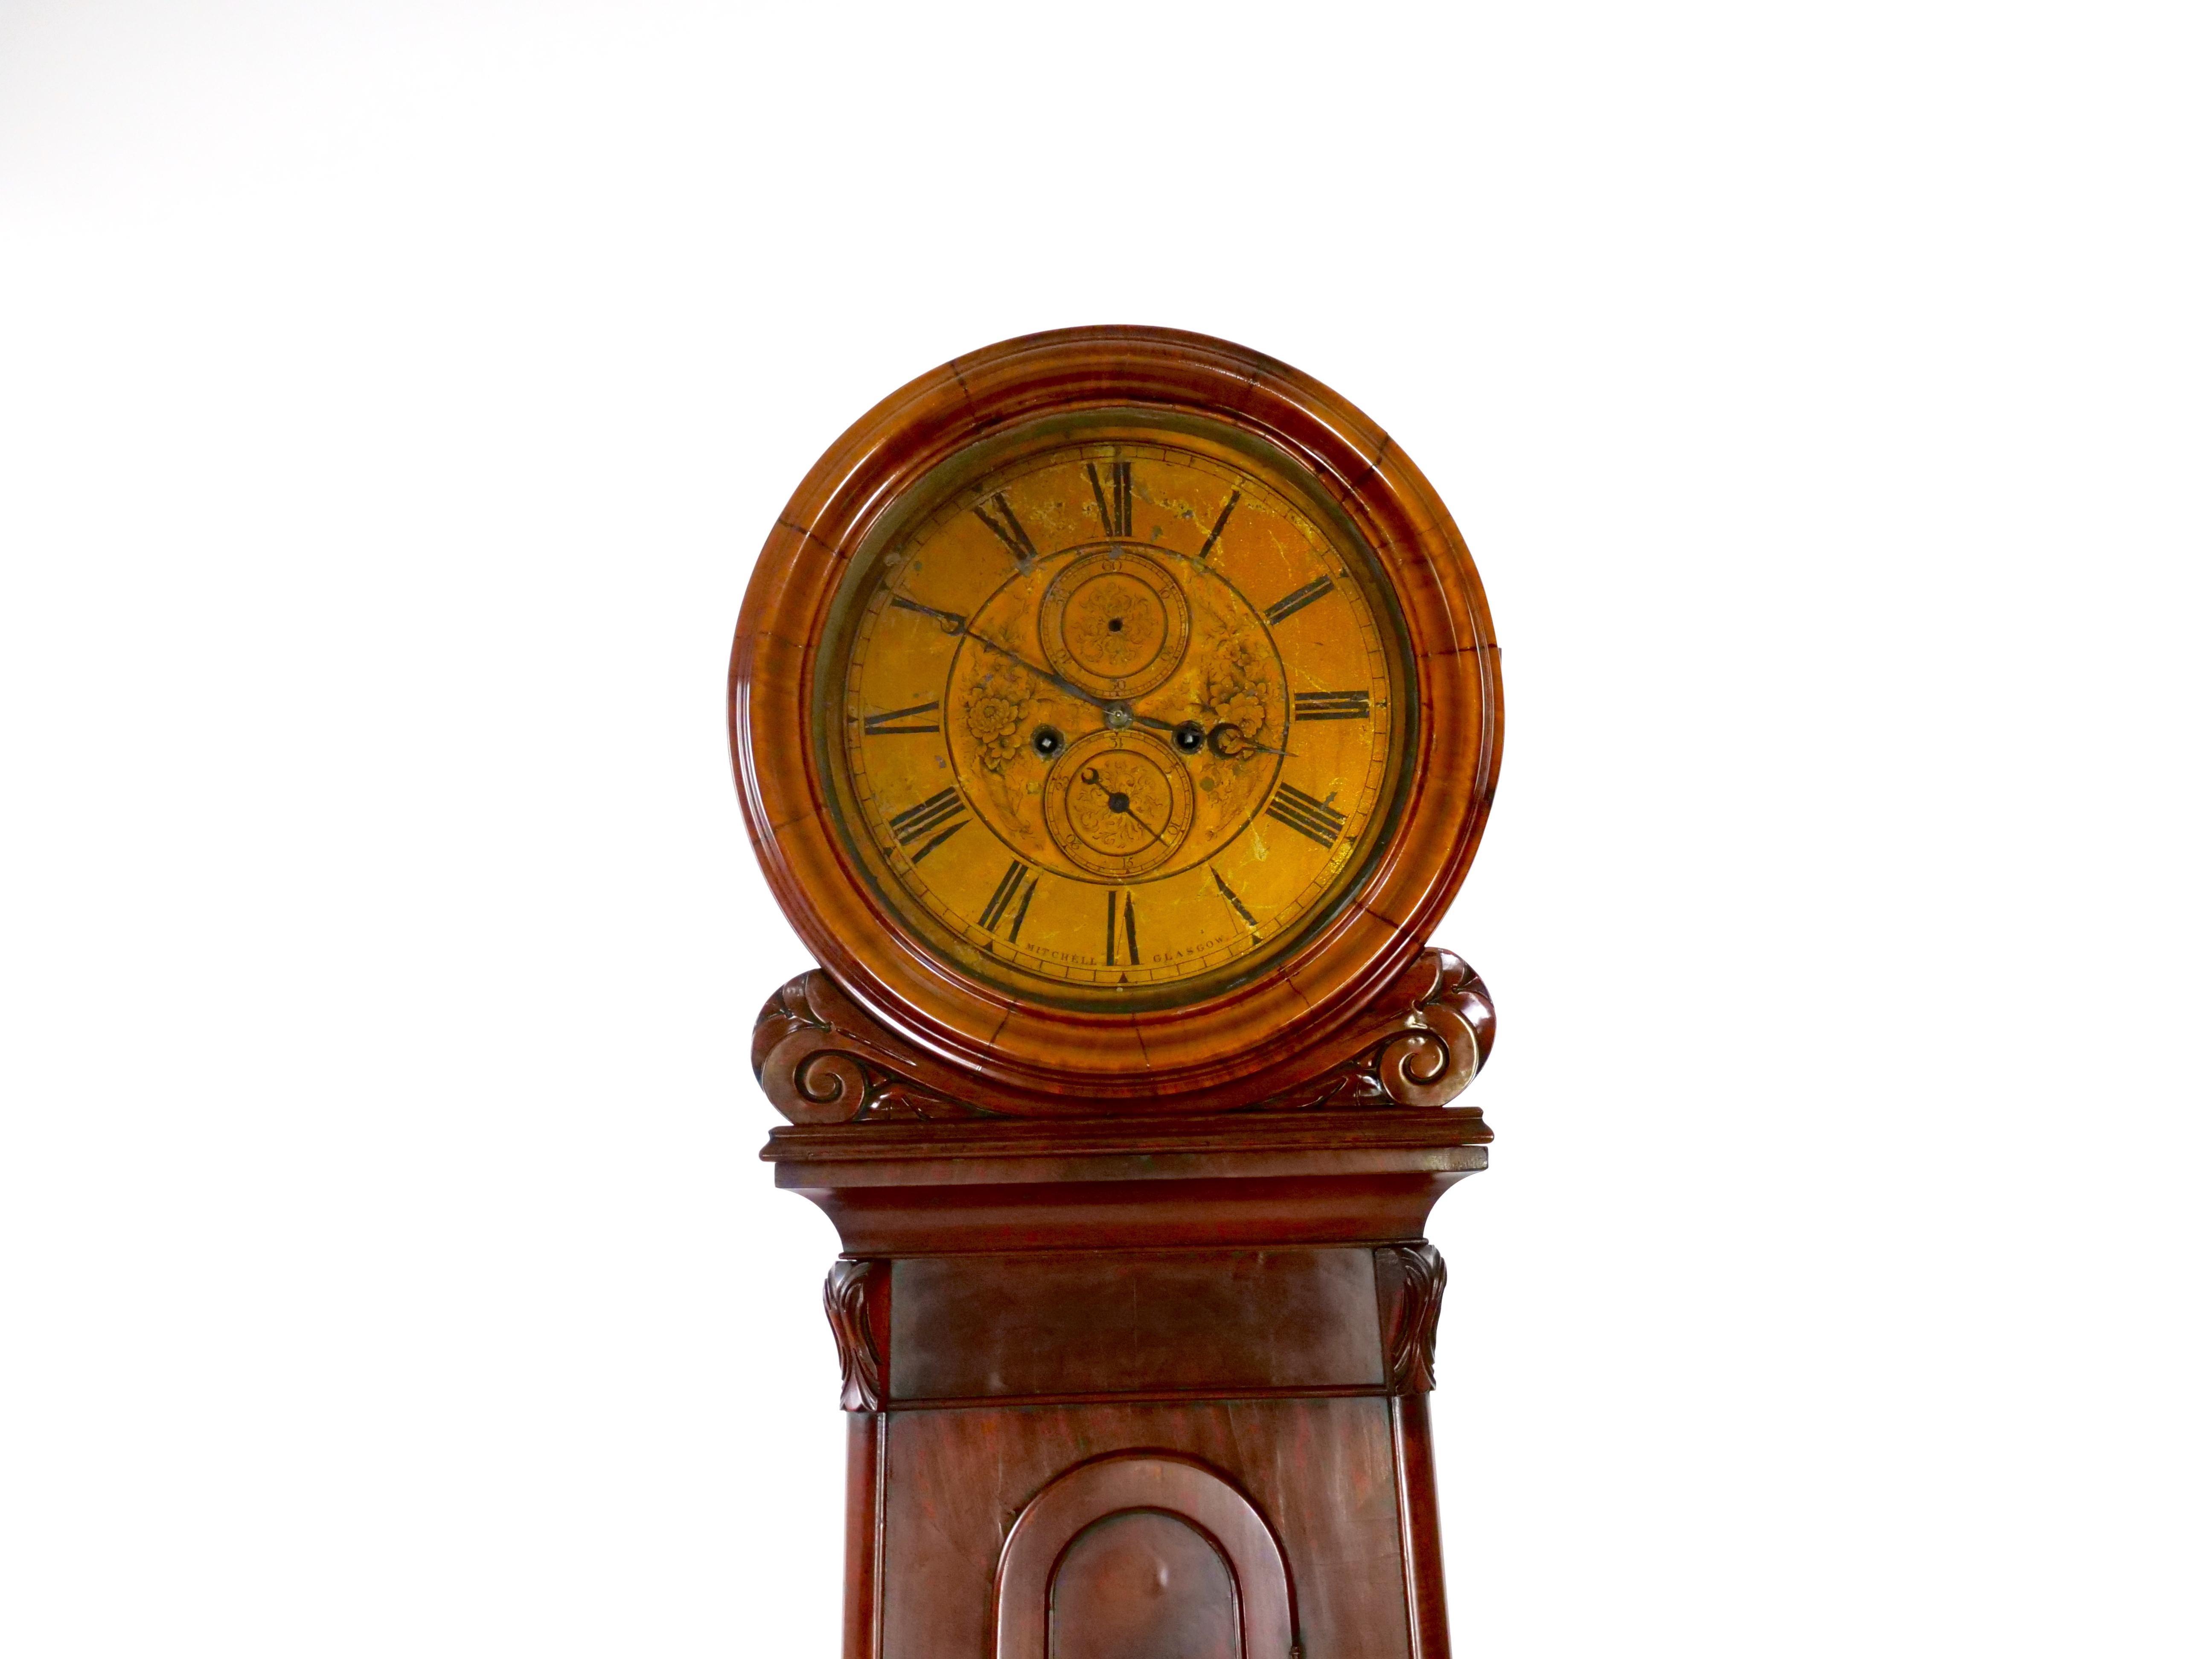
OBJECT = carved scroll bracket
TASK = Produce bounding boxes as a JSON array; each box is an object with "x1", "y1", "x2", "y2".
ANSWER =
[
  {"x1": 1376, "y1": 1242, "x2": 1447, "y2": 1394},
  {"x1": 753, "y1": 972, "x2": 994, "y2": 1126},
  {"x1": 824, "y1": 1257, "x2": 891, "y2": 1412},
  {"x1": 1258, "y1": 951, "x2": 1496, "y2": 1112},
  {"x1": 751, "y1": 949, "x2": 1495, "y2": 1123}
]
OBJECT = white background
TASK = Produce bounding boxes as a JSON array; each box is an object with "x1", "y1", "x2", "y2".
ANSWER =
[{"x1": 3, "y1": 3, "x2": 2207, "y2": 1654}]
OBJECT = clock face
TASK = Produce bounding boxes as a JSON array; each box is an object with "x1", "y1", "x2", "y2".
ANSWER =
[{"x1": 819, "y1": 423, "x2": 1416, "y2": 1010}]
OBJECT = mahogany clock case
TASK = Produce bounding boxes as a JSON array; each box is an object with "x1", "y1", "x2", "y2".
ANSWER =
[
  {"x1": 731, "y1": 327, "x2": 1503, "y2": 1115},
  {"x1": 735, "y1": 332, "x2": 1502, "y2": 1659}
]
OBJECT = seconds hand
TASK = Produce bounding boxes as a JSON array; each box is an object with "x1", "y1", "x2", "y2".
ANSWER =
[{"x1": 1079, "y1": 767, "x2": 1167, "y2": 848}]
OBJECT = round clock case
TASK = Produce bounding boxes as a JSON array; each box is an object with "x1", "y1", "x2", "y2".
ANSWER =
[{"x1": 731, "y1": 326, "x2": 1501, "y2": 1115}]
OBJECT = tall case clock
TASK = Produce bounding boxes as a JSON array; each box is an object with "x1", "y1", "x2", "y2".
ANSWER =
[{"x1": 732, "y1": 327, "x2": 1503, "y2": 1659}]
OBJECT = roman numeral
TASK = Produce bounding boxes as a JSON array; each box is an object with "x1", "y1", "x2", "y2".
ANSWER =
[
  {"x1": 1265, "y1": 782, "x2": 1348, "y2": 847},
  {"x1": 1211, "y1": 867, "x2": 1259, "y2": 938},
  {"x1": 862, "y1": 699, "x2": 941, "y2": 735},
  {"x1": 1196, "y1": 489, "x2": 1240, "y2": 559},
  {"x1": 888, "y1": 787, "x2": 968, "y2": 862},
  {"x1": 890, "y1": 594, "x2": 967, "y2": 633},
  {"x1": 1263, "y1": 575, "x2": 1335, "y2": 625},
  {"x1": 979, "y1": 859, "x2": 1036, "y2": 941},
  {"x1": 1088, "y1": 460, "x2": 1133, "y2": 538},
  {"x1": 888, "y1": 786, "x2": 963, "y2": 840},
  {"x1": 1105, "y1": 889, "x2": 1139, "y2": 966},
  {"x1": 972, "y1": 493, "x2": 1039, "y2": 567},
  {"x1": 906, "y1": 821, "x2": 966, "y2": 862},
  {"x1": 1292, "y1": 690, "x2": 1371, "y2": 722}
]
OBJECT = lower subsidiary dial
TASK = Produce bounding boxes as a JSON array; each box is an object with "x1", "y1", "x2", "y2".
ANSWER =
[{"x1": 1041, "y1": 729, "x2": 1196, "y2": 879}]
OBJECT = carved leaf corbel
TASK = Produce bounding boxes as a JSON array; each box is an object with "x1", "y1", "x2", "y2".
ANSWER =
[
  {"x1": 1377, "y1": 1242, "x2": 1447, "y2": 1394},
  {"x1": 823, "y1": 1257, "x2": 890, "y2": 1412}
]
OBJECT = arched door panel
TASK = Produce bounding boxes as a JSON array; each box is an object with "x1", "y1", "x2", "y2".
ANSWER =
[
  {"x1": 996, "y1": 1454, "x2": 1294, "y2": 1659},
  {"x1": 1048, "y1": 1509, "x2": 1239, "y2": 1659}
]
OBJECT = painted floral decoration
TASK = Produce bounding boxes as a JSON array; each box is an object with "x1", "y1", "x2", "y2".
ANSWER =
[
  {"x1": 963, "y1": 669, "x2": 1030, "y2": 772},
  {"x1": 1202, "y1": 637, "x2": 1270, "y2": 743}
]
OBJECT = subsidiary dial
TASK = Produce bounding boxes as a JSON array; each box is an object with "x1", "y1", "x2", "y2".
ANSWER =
[
  {"x1": 1041, "y1": 728, "x2": 1196, "y2": 879},
  {"x1": 1039, "y1": 549, "x2": 1191, "y2": 701}
]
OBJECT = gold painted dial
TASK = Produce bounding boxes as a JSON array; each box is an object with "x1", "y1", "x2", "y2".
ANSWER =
[{"x1": 827, "y1": 431, "x2": 1412, "y2": 1008}]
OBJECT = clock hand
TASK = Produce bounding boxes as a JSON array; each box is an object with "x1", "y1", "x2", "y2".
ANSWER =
[
  {"x1": 889, "y1": 595, "x2": 970, "y2": 632},
  {"x1": 957, "y1": 626, "x2": 1179, "y2": 733},
  {"x1": 897, "y1": 593, "x2": 1182, "y2": 736},
  {"x1": 1206, "y1": 722, "x2": 1295, "y2": 760},
  {"x1": 954, "y1": 628, "x2": 1089, "y2": 700},
  {"x1": 1078, "y1": 767, "x2": 1168, "y2": 847}
]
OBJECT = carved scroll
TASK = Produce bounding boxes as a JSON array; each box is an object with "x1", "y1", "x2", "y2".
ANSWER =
[
  {"x1": 1261, "y1": 951, "x2": 1496, "y2": 1111},
  {"x1": 824, "y1": 1258, "x2": 891, "y2": 1412},
  {"x1": 752, "y1": 949, "x2": 1493, "y2": 1123},
  {"x1": 753, "y1": 972, "x2": 990, "y2": 1126},
  {"x1": 1376, "y1": 1242, "x2": 1447, "y2": 1394}
]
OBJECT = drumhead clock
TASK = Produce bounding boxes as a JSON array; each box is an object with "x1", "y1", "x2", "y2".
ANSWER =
[{"x1": 732, "y1": 326, "x2": 1501, "y2": 1115}]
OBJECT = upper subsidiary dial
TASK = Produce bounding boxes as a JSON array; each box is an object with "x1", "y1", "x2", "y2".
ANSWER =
[{"x1": 1039, "y1": 548, "x2": 1192, "y2": 700}]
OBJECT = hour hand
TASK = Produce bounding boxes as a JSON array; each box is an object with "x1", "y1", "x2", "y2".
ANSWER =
[{"x1": 1207, "y1": 723, "x2": 1294, "y2": 759}]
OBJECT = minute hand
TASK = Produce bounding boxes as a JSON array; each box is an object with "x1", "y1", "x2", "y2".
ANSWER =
[{"x1": 958, "y1": 627, "x2": 1178, "y2": 733}]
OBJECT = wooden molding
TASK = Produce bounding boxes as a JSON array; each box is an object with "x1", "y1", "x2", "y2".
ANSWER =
[
  {"x1": 765, "y1": 1109, "x2": 1489, "y2": 1256},
  {"x1": 754, "y1": 946, "x2": 1493, "y2": 1123}
]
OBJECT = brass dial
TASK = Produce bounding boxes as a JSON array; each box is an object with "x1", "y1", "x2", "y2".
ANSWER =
[{"x1": 829, "y1": 432, "x2": 1412, "y2": 1007}]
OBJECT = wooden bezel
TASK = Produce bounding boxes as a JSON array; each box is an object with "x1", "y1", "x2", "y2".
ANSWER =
[{"x1": 731, "y1": 326, "x2": 1501, "y2": 1115}]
